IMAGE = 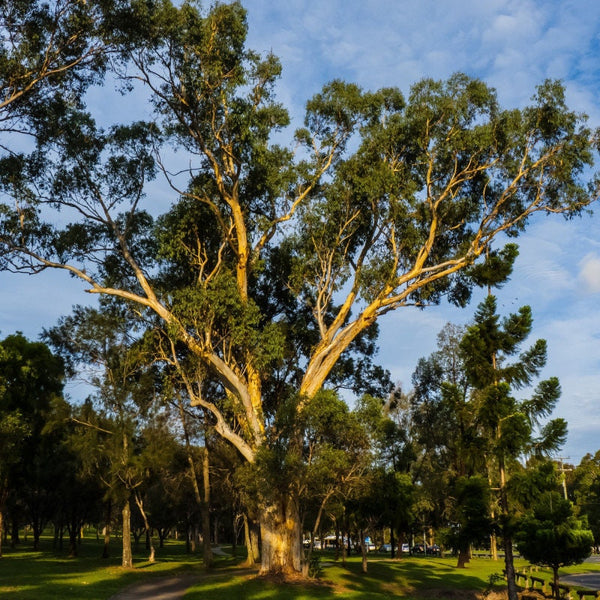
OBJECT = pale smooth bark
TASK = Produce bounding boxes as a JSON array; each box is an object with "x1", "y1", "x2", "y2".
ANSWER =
[
  {"x1": 201, "y1": 446, "x2": 213, "y2": 568},
  {"x1": 122, "y1": 499, "x2": 133, "y2": 568},
  {"x1": 259, "y1": 498, "x2": 303, "y2": 576}
]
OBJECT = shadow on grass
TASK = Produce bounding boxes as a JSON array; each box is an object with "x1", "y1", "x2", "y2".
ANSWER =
[
  {"x1": 183, "y1": 555, "x2": 508, "y2": 600},
  {"x1": 2, "y1": 541, "x2": 531, "y2": 600},
  {"x1": 0, "y1": 535, "x2": 213, "y2": 600}
]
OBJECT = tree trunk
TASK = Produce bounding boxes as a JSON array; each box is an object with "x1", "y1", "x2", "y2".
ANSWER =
[
  {"x1": 243, "y1": 513, "x2": 255, "y2": 567},
  {"x1": 553, "y1": 566, "x2": 560, "y2": 600},
  {"x1": 390, "y1": 527, "x2": 396, "y2": 559},
  {"x1": 133, "y1": 492, "x2": 155, "y2": 563},
  {"x1": 456, "y1": 547, "x2": 470, "y2": 568},
  {"x1": 359, "y1": 529, "x2": 368, "y2": 574},
  {"x1": 122, "y1": 499, "x2": 133, "y2": 568},
  {"x1": 232, "y1": 511, "x2": 239, "y2": 557},
  {"x1": 0, "y1": 511, "x2": 3, "y2": 558},
  {"x1": 490, "y1": 531, "x2": 498, "y2": 560},
  {"x1": 32, "y1": 522, "x2": 41, "y2": 551},
  {"x1": 102, "y1": 499, "x2": 111, "y2": 559},
  {"x1": 503, "y1": 534, "x2": 518, "y2": 600},
  {"x1": 250, "y1": 519, "x2": 260, "y2": 563},
  {"x1": 201, "y1": 445, "x2": 213, "y2": 567},
  {"x1": 10, "y1": 516, "x2": 19, "y2": 547},
  {"x1": 498, "y1": 453, "x2": 518, "y2": 600},
  {"x1": 259, "y1": 497, "x2": 302, "y2": 576},
  {"x1": 303, "y1": 489, "x2": 334, "y2": 577},
  {"x1": 68, "y1": 523, "x2": 78, "y2": 558}
]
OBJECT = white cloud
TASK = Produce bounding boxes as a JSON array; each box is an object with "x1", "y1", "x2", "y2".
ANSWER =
[{"x1": 579, "y1": 253, "x2": 600, "y2": 293}]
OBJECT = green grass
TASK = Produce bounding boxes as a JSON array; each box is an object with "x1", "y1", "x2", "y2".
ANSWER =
[
  {"x1": 183, "y1": 554, "x2": 522, "y2": 600},
  {"x1": 0, "y1": 534, "x2": 212, "y2": 599},
  {"x1": 3, "y1": 537, "x2": 600, "y2": 600}
]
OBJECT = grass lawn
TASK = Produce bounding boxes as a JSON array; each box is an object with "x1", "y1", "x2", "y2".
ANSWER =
[
  {"x1": 0, "y1": 534, "x2": 211, "y2": 599},
  {"x1": 183, "y1": 554, "x2": 525, "y2": 600},
  {"x1": 3, "y1": 536, "x2": 600, "y2": 600}
]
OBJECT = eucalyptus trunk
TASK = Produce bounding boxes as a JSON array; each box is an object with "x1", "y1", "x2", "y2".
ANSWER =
[
  {"x1": 201, "y1": 446, "x2": 213, "y2": 568},
  {"x1": 242, "y1": 513, "x2": 256, "y2": 566},
  {"x1": 259, "y1": 497, "x2": 303, "y2": 576},
  {"x1": 122, "y1": 499, "x2": 133, "y2": 568}
]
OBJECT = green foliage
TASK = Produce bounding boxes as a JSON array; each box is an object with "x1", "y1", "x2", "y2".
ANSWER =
[
  {"x1": 460, "y1": 295, "x2": 566, "y2": 461},
  {"x1": 0, "y1": 0, "x2": 598, "y2": 575},
  {"x1": 572, "y1": 451, "x2": 600, "y2": 544},
  {"x1": 516, "y1": 492, "x2": 593, "y2": 573},
  {"x1": 445, "y1": 476, "x2": 493, "y2": 553}
]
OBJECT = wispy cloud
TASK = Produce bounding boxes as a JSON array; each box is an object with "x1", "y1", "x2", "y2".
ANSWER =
[{"x1": 579, "y1": 253, "x2": 600, "y2": 293}]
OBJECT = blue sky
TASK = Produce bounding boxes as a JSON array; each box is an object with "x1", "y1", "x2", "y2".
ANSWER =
[
  {"x1": 1, "y1": 0, "x2": 600, "y2": 462},
  {"x1": 242, "y1": 0, "x2": 600, "y2": 463}
]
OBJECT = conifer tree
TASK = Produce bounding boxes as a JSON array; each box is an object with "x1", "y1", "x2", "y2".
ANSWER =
[{"x1": 460, "y1": 295, "x2": 566, "y2": 600}]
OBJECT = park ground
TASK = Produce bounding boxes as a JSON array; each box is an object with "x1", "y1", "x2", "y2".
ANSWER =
[{"x1": 2, "y1": 535, "x2": 600, "y2": 600}]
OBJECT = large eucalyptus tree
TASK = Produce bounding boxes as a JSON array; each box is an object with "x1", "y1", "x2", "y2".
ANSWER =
[{"x1": 0, "y1": 0, "x2": 598, "y2": 575}]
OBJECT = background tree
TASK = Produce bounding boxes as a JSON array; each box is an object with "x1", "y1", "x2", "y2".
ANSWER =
[
  {"x1": 45, "y1": 304, "x2": 162, "y2": 567},
  {"x1": 300, "y1": 390, "x2": 371, "y2": 575},
  {"x1": 442, "y1": 475, "x2": 493, "y2": 568},
  {"x1": 410, "y1": 323, "x2": 488, "y2": 565},
  {"x1": 460, "y1": 295, "x2": 567, "y2": 600},
  {"x1": 572, "y1": 451, "x2": 600, "y2": 546},
  {"x1": 0, "y1": 333, "x2": 65, "y2": 550},
  {"x1": 516, "y1": 492, "x2": 593, "y2": 600},
  {"x1": 1, "y1": 0, "x2": 598, "y2": 576}
]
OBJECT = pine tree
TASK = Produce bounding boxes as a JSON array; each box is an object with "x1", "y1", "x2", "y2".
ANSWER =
[{"x1": 460, "y1": 296, "x2": 566, "y2": 600}]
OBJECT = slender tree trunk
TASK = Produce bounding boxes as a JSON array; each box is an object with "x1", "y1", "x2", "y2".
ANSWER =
[
  {"x1": 499, "y1": 456, "x2": 518, "y2": 600},
  {"x1": 213, "y1": 515, "x2": 219, "y2": 546},
  {"x1": 133, "y1": 492, "x2": 155, "y2": 563},
  {"x1": 303, "y1": 489, "x2": 334, "y2": 577},
  {"x1": 553, "y1": 566, "x2": 560, "y2": 600},
  {"x1": 192, "y1": 523, "x2": 198, "y2": 552},
  {"x1": 102, "y1": 500, "x2": 111, "y2": 559},
  {"x1": 250, "y1": 519, "x2": 260, "y2": 564},
  {"x1": 10, "y1": 516, "x2": 19, "y2": 547},
  {"x1": 243, "y1": 513, "x2": 255, "y2": 567},
  {"x1": 185, "y1": 520, "x2": 191, "y2": 554},
  {"x1": 231, "y1": 511, "x2": 238, "y2": 557},
  {"x1": 201, "y1": 443, "x2": 212, "y2": 567},
  {"x1": 53, "y1": 522, "x2": 60, "y2": 550},
  {"x1": 68, "y1": 522, "x2": 78, "y2": 558},
  {"x1": 0, "y1": 511, "x2": 3, "y2": 558},
  {"x1": 390, "y1": 527, "x2": 396, "y2": 559},
  {"x1": 359, "y1": 529, "x2": 368, "y2": 574},
  {"x1": 122, "y1": 499, "x2": 133, "y2": 568},
  {"x1": 259, "y1": 496, "x2": 303, "y2": 576},
  {"x1": 490, "y1": 531, "x2": 498, "y2": 560},
  {"x1": 32, "y1": 522, "x2": 41, "y2": 551}
]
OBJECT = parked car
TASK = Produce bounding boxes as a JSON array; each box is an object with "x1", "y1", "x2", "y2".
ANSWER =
[
  {"x1": 411, "y1": 543, "x2": 426, "y2": 554},
  {"x1": 411, "y1": 543, "x2": 441, "y2": 555}
]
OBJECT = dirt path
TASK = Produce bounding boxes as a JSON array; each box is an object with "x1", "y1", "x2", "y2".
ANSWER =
[
  {"x1": 108, "y1": 549, "x2": 255, "y2": 600},
  {"x1": 108, "y1": 574, "x2": 200, "y2": 600}
]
